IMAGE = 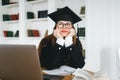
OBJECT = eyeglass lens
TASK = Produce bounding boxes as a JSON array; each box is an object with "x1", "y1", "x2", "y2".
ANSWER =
[{"x1": 57, "y1": 22, "x2": 72, "y2": 28}]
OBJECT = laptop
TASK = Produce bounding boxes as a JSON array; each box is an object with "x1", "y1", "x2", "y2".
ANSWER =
[{"x1": 0, "y1": 44, "x2": 43, "y2": 80}]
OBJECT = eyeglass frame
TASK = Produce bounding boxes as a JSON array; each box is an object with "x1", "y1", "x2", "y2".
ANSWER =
[{"x1": 56, "y1": 21, "x2": 73, "y2": 29}]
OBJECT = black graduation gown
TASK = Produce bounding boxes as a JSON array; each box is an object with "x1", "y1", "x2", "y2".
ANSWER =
[{"x1": 39, "y1": 34, "x2": 85, "y2": 70}]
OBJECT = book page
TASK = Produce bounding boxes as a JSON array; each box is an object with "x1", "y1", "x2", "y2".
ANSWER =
[
  {"x1": 72, "y1": 68, "x2": 93, "y2": 80},
  {"x1": 42, "y1": 65, "x2": 76, "y2": 76},
  {"x1": 59, "y1": 65, "x2": 76, "y2": 73},
  {"x1": 42, "y1": 69, "x2": 71, "y2": 76},
  {"x1": 93, "y1": 70, "x2": 110, "y2": 80}
]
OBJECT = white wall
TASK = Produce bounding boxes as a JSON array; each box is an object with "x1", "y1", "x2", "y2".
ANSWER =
[{"x1": 83, "y1": 0, "x2": 120, "y2": 79}]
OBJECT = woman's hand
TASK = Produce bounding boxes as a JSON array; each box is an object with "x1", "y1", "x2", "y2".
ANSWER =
[
  {"x1": 53, "y1": 28, "x2": 63, "y2": 38},
  {"x1": 64, "y1": 28, "x2": 75, "y2": 47},
  {"x1": 54, "y1": 29, "x2": 64, "y2": 46},
  {"x1": 67, "y1": 28, "x2": 76, "y2": 37}
]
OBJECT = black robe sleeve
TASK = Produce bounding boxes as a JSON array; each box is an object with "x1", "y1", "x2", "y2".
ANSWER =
[{"x1": 66, "y1": 38, "x2": 85, "y2": 68}]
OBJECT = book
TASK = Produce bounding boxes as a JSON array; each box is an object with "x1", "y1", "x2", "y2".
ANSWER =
[
  {"x1": 38, "y1": 10, "x2": 48, "y2": 18},
  {"x1": 14, "y1": 30, "x2": 19, "y2": 37},
  {"x1": 3, "y1": 31, "x2": 7, "y2": 37},
  {"x1": 7, "y1": 31, "x2": 13, "y2": 37},
  {"x1": 80, "y1": 6, "x2": 85, "y2": 15},
  {"x1": 10, "y1": 14, "x2": 18, "y2": 20},
  {"x1": 3, "y1": 30, "x2": 19, "y2": 37},
  {"x1": 3, "y1": 14, "x2": 19, "y2": 21},
  {"x1": 27, "y1": 29, "x2": 33, "y2": 37},
  {"x1": 72, "y1": 68, "x2": 92, "y2": 80},
  {"x1": 3, "y1": 14, "x2": 10, "y2": 21},
  {"x1": 27, "y1": 29, "x2": 40, "y2": 37},
  {"x1": 42, "y1": 65, "x2": 76, "y2": 76},
  {"x1": 32, "y1": 30, "x2": 40, "y2": 37},
  {"x1": 77, "y1": 27, "x2": 85, "y2": 37},
  {"x1": 3, "y1": 30, "x2": 14, "y2": 37},
  {"x1": 2, "y1": 0, "x2": 9, "y2": 5},
  {"x1": 27, "y1": 12, "x2": 34, "y2": 19},
  {"x1": 72, "y1": 68, "x2": 110, "y2": 80}
]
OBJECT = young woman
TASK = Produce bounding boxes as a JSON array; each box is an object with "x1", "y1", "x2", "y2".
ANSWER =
[{"x1": 38, "y1": 6, "x2": 85, "y2": 70}]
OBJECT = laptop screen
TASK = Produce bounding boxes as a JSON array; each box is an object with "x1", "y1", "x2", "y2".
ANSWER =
[{"x1": 0, "y1": 44, "x2": 42, "y2": 80}]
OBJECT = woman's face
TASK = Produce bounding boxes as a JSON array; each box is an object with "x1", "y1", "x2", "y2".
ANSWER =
[{"x1": 56, "y1": 21, "x2": 73, "y2": 37}]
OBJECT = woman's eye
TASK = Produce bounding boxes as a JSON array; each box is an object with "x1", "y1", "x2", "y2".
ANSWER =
[
  {"x1": 59, "y1": 23, "x2": 63, "y2": 25},
  {"x1": 66, "y1": 23, "x2": 69, "y2": 26}
]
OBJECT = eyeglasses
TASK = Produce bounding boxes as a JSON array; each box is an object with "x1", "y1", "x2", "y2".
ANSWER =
[{"x1": 57, "y1": 21, "x2": 72, "y2": 29}]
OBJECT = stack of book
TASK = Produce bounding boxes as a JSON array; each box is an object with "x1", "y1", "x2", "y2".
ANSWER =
[
  {"x1": 27, "y1": 12, "x2": 34, "y2": 19},
  {"x1": 3, "y1": 14, "x2": 19, "y2": 21},
  {"x1": 2, "y1": 0, "x2": 9, "y2": 5},
  {"x1": 42, "y1": 65, "x2": 76, "y2": 76},
  {"x1": 3, "y1": 30, "x2": 19, "y2": 37},
  {"x1": 38, "y1": 10, "x2": 48, "y2": 18},
  {"x1": 77, "y1": 27, "x2": 85, "y2": 37},
  {"x1": 2, "y1": 0, "x2": 18, "y2": 5},
  {"x1": 27, "y1": 29, "x2": 40, "y2": 37}
]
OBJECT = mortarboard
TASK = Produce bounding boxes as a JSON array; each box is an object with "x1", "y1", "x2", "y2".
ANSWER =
[{"x1": 48, "y1": 6, "x2": 82, "y2": 24}]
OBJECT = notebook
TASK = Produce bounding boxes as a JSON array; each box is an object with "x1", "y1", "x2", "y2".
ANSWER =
[{"x1": 0, "y1": 44, "x2": 42, "y2": 80}]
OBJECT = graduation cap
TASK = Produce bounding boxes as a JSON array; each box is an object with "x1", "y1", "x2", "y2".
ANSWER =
[{"x1": 48, "y1": 6, "x2": 82, "y2": 24}]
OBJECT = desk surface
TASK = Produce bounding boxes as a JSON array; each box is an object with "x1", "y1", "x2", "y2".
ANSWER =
[{"x1": 62, "y1": 75, "x2": 73, "y2": 80}]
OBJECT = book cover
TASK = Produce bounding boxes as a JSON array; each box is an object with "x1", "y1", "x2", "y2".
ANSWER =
[
  {"x1": 38, "y1": 11, "x2": 44, "y2": 18},
  {"x1": 10, "y1": 14, "x2": 18, "y2": 20},
  {"x1": 27, "y1": 29, "x2": 40, "y2": 37},
  {"x1": 43, "y1": 10, "x2": 48, "y2": 18},
  {"x1": 27, "y1": 29, "x2": 34, "y2": 37},
  {"x1": 77, "y1": 27, "x2": 85, "y2": 37},
  {"x1": 32, "y1": 30, "x2": 40, "y2": 37},
  {"x1": 3, "y1": 14, "x2": 11, "y2": 21},
  {"x1": 3, "y1": 31, "x2": 7, "y2": 37},
  {"x1": 80, "y1": 6, "x2": 85, "y2": 15},
  {"x1": 2, "y1": 0, "x2": 9, "y2": 5},
  {"x1": 3, "y1": 14, "x2": 7, "y2": 21},
  {"x1": 27, "y1": 12, "x2": 34, "y2": 19},
  {"x1": 38, "y1": 10, "x2": 48, "y2": 18},
  {"x1": 3, "y1": 30, "x2": 14, "y2": 37},
  {"x1": 7, "y1": 31, "x2": 14, "y2": 37},
  {"x1": 17, "y1": 13, "x2": 19, "y2": 20},
  {"x1": 15, "y1": 30, "x2": 19, "y2": 37}
]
